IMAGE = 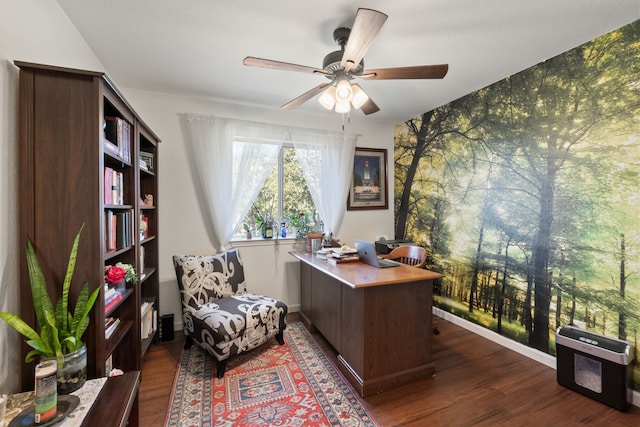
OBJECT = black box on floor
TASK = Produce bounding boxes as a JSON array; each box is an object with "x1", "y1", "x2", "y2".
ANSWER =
[
  {"x1": 555, "y1": 325, "x2": 634, "y2": 411},
  {"x1": 160, "y1": 314, "x2": 174, "y2": 342}
]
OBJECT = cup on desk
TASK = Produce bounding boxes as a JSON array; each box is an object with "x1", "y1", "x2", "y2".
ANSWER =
[{"x1": 311, "y1": 238, "x2": 322, "y2": 253}]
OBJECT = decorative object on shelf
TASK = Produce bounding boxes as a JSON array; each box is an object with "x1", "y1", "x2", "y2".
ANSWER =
[
  {"x1": 347, "y1": 147, "x2": 388, "y2": 210},
  {"x1": 144, "y1": 194, "x2": 154, "y2": 206},
  {"x1": 0, "y1": 226, "x2": 101, "y2": 394},
  {"x1": 243, "y1": 222, "x2": 252, "y2": 240},
  {"x1": 139, "y1": 215, "x2": 149, "y2": 240},
  {"x1": 105, "y1": 263, "x2": 137, "y2": 287}
]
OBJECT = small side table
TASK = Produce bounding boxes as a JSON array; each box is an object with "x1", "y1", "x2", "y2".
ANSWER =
[{"x1": 1, "y1": 371, "x2": 140, "y2": 427}]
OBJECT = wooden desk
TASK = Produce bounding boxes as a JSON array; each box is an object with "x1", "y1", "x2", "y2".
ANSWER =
[
  {"x1": 291, "y1": 251, "x2": 444, "y2": 397},
  {"x1": 84, "y1": 371, "x2": 139, "y2": 427},
  {"x1": 1, "y1": 371, "x2": 139, "y2": 427}
]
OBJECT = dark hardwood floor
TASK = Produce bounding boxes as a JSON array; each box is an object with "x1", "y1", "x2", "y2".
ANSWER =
[{"x1": 140, "y1": 314, "x2": 640, "y2": 426}]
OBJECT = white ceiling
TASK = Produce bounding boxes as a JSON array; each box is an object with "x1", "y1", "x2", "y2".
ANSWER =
[{"x1": 57, "y1": 0, "x2": 639, "y2": 126}]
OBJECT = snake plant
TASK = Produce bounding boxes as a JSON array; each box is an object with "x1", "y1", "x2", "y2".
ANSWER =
[{"x1": 0, "y1": 225, "x2": 101, "y2": 367}]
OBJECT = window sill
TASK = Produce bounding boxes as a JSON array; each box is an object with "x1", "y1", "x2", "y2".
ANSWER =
[{"x1": 230, "y1": 236, "x2": 306, "y2": 248}]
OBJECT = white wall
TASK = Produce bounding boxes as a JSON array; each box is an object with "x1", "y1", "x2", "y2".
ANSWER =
[
  {"x1": 0, "y1": 0, "x2": 106, "y2": 393},
  {"x1": 117, "y1": 88, "x2": 395, "y2": 329}
]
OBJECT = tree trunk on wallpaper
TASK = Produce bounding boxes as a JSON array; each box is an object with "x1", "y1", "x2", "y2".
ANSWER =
[
  {"x1": 395, "y1": 111, "x2": 433, "y2": 240},
  {"x1": 619, "y1": 233, "x2": 627, "y2": 341}
]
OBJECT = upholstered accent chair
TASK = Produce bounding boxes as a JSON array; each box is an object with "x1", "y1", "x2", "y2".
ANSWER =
[{"x1": 173, "y1": 248, "x2": 288, "y2": 378}]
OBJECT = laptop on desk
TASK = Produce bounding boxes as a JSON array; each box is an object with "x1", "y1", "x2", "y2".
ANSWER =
[{"x1": 354, "y1": 240, "x2": 401, "y2": 268}]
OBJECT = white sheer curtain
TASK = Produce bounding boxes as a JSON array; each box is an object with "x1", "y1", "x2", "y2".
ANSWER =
[
  {"x1": 179, "y1": 113, "x2": 356, "y2": 250},
  {"x1": 179, "y1": 115, "x2": 282, "y2": 251},
  {"x1": 290, "y1": 131, "x2": 357, "y2": 237}
]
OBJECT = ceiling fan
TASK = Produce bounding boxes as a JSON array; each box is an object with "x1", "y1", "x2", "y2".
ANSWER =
[{"x1": 243, "y1": 8, "x2": 448, "y2": 115}]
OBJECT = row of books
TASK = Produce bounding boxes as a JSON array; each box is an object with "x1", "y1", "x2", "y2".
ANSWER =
[
  {"x1": 104, "y1": 285, "x2": 124, "y2": 314},
  {"x1": 104, "y1": 166, "x2": 125, "y2": 205},
  {"x1": 316, "y1": 246, "x2": 360, "y2": 265},
  {"x1": 104, "y1": 116, "x2": 132, "y2": 163},
  {"x1": 139, "y1": 151, "x2": 154, "y2": 172},
  {"x1": 140, "y1": 301, "x2": 157, "y2": 340},
  {"x1": 105, "y1": 209, "x2": 133, "y2": 251},
  {"x1": 105, "y1": 316, "x2": 121, "y2": 339}
]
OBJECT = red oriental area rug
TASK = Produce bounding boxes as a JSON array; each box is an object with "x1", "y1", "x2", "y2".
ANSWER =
[{"x1": 164, "y1": 321, "x2": 378, "y2": 427}]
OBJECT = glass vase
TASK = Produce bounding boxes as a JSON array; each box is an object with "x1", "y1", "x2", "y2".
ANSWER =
[{"x1": 54, "y1": 344, "x2": 87, "y2": 394}]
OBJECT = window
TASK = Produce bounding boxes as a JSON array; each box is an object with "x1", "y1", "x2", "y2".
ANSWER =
[{"x1": 232, "y1": 143, "x2": 317, "y2": 240}]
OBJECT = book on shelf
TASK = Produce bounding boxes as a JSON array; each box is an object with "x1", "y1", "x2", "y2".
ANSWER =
[
  {"x1": 152, "y1": 310, "x2": 157, "y2": 335},
  {"x1": 140, "y1": 301, "x2": 152, "y2": 316},
  {"x1": 139, "y1": 245, "x2": 145, "y2": 277},
  {"x1": 104, "y1": 116, "x2": 132, "y2": 163},
  {"x1": 105, "y1": 209, "x2": 133, "y2": 251},
  {"x1": 104, "y1": 167, "x2": 113, "y2": 205},
  {"x1": 104, "y1": 168, "x2": 124, "y2": 206},
  {"x1": 139, "y1": 151, "x2": 154, "y2": 172},
  {"x1": 104, "y1": 293, "x2": 123, "y2": 314},
  {"x1": 104, "y1": 286, "x2": 122, "y2": 306},
  {"x1": 103, "y1": 138, "x2": 120, "y2": 157},
  {"x1": 105, "y1": 210, "x2": 116, "y2": 250},
  {"x1": 104, "y1": 317, "x2": 121, "y2": 339},
  {"x1": 140, "y1": 301, "x2": 155, "y2": 339}
]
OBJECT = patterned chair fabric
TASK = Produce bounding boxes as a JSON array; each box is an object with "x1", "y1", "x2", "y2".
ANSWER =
[{"x1": 173, "y1": 248, "x2": 288, "y2": 378}]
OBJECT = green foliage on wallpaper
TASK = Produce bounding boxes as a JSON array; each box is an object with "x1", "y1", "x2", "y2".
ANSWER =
[{"x1": 394, "y1": 21, "x2": 640, "y2": 388}]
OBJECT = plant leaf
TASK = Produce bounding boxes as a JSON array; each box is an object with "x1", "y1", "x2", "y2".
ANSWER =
[
  {"x1": 73, "y1": 284, "x2": 100, "y2": 342},
  {"x1": 0, "y1": 312, "x2": 41, "y2": 342},
  {"x1": 25, "y1": 239, "x2": 55, "y2": 332},
  {"x1": 60, "y1": 225, "x2": 84, "y2": 332}
]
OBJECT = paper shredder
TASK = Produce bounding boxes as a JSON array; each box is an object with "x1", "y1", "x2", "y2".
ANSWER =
[{"x1": 555, "y1": 325, "x2": 634, "y2": 411}]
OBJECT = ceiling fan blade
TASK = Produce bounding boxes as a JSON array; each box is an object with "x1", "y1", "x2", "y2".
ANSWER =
[
  {"x1": 282, "y1": 83, "x2": 331, "y2": 110},
  {"x1": 360, "y1": 97, "x2": 380, "y2": 115},
  {"x1": 243, "y1": 56, "x2": 328, "y2": 75},
  {"x1": 341, "y1": 9, "x2": 388, "y2": 73},
  {"x1": 362, "y1": 64, "x2": 449, "y2": 80}
]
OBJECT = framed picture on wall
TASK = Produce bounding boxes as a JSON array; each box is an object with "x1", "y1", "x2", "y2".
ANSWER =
[{"x1": 347, "y1": 147, "x2": 388, "y2": 210}]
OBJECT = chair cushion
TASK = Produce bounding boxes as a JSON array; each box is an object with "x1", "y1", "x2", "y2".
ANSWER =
[
  {"x1": 173, "y1": 249, "x2": 246, "y2": 310},
  {"x1": 194, "y1": 293, "x2": 287, "y2": 344}
]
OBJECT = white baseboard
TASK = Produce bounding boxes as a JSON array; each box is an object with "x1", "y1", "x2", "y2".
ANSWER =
[{"x1": 433, "y1": 307, "x2": 640, "y2": 408}]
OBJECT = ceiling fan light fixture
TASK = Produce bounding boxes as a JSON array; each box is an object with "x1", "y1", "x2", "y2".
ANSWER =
[
  {"x1": 335, "y1": 100, "x2": 351, "y2": 114},
  {"x1": 335, "y1": 79, "x2": 353, "y2": 103},
  {"x1": 350, "y1": 83, "x2": 369, "y2": 109},
  {"x1": 318, "y1": 85, "x2": 337, "y2": 110}
]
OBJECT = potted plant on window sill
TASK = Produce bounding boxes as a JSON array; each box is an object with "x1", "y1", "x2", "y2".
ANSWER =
[
  {"x1": 243, "y1": 222, "x2": 252, "y2": 240},
  {"x1": 289, "y1": 212, "x2": 305, "y2": 239},
  {"x1": 0, "y1": 225, "x2": 101, "y2": 394}
]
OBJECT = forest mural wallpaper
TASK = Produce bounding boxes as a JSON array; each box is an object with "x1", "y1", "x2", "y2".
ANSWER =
[{"x1": 393, "y1": 21, "x2": 639, "y2": 390}]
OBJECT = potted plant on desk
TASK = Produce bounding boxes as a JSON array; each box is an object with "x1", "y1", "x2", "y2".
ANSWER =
[{"x1": 0, "y1": 225, "x2": 101, "y2": 394}]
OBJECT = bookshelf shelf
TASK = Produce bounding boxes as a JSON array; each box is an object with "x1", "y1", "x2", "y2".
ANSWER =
[{"x1": 16, "y1": 61, "x2": 160, "y2": 420}]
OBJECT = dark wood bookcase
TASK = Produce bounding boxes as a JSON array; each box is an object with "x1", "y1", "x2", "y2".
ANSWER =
[{"x1": 15, "y1": 61, "x2": 160, "y2": 400}]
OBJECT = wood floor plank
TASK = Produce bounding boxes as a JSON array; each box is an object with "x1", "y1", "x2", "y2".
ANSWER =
[{"x1": 139, "y1": 314, "x2": 640, "y2": 426}]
